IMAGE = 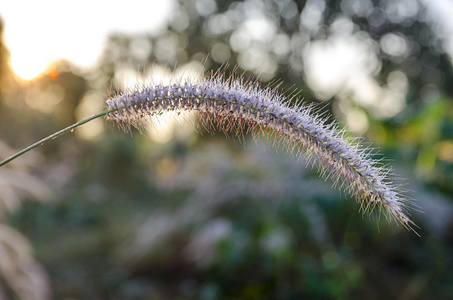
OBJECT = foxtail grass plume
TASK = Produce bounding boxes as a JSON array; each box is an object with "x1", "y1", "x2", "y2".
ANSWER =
[
  {"x1": 106, "y1": 70, "x2": 416, "y2": 232},
  {"x1": 0, "y1": 69, "x2": 416, "y2": 232}
]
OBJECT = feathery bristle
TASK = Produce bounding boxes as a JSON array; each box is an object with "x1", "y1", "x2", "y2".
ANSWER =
[{"x1": 105, "y1": 72, "x2": 417, "y2": 232}]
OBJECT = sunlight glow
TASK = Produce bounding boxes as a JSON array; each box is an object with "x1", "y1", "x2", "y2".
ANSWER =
[
  {"x1": 303, "y1": 34, "x2": 408, "y2": 118},
  {"x1": 303, "y1": 35, "x2": 380, "y2": 101},
  {"x1": 1, "y1": 0, "x2": 174, "y2": 80},
  {"x1": 11, "y1": 58, "x2": 50, "y2": 81}
]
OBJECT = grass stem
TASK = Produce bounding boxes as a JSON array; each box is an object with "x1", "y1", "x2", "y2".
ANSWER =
[{"x1": 0, "y1": 109, "x2": 110, "y2": 167}]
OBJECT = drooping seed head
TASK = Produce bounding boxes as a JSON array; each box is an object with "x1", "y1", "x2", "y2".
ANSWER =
[{"x1": 106, "y1": 71, "x2": 417, "y2": 232}]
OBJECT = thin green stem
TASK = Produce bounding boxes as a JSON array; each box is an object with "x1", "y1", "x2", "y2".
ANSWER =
[{"x1": 0, "y1": 109, "x2": 110, "y2": 167}]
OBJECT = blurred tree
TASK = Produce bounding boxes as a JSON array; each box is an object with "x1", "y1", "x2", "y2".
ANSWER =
[{"x1": 100, "y1": 0, "x2": 453, "y2": 105}]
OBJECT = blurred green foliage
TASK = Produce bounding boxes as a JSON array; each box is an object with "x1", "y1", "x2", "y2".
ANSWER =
[{"x1": 1, "y1": 0, "x2": 453, "y2": 299}]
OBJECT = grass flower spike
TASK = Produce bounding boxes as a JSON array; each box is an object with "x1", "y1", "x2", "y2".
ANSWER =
[
  {"x1": 0, "y1": 70, "x2": 416, "y2": 232},
  {"x1": 106, "y1": 71, "x2": 415, "y2": 231}
]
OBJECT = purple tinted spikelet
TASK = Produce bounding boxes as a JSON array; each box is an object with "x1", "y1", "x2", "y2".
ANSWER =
[{"x1": 106, "y1": 72, "x2": 416, "y2": 231}]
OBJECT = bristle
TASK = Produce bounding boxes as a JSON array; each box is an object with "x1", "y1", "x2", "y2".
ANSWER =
[{"x1": 105, "y1": 71, "x2": 416, "y2": 232}]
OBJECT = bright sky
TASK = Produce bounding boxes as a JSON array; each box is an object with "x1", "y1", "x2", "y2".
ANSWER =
[{"x1": 1, "y1": 0, "x2": 175, "y2": 80}]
